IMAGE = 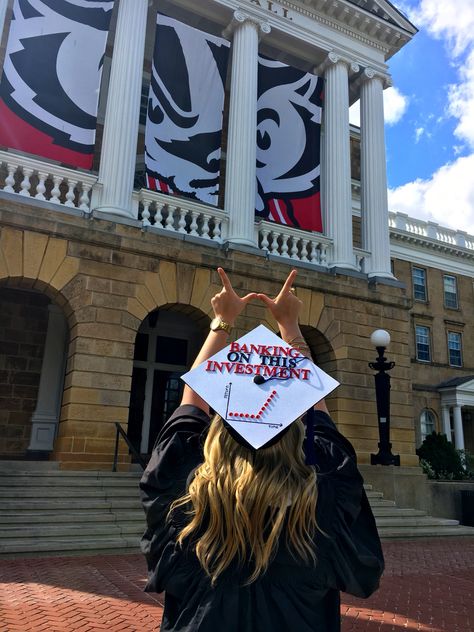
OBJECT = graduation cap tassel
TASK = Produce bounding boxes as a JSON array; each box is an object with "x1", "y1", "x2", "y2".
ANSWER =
[{"x1": 304, "y1": 407, "x2": 317, "y2": 466}]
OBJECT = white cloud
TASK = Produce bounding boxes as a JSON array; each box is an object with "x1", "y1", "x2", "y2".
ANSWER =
[
  {"x1": 349, "y1": 87, "x2": 408, "y2": 127},
  {"x1": 414, "y1": 127, "x2": 424, "y2": 143},
  {"x1": 388, "y1": 154, "x2": 474, "y2": 235},
  {"x1": 409, "y1": 0, "x2": 474, "y2": 57},
  {"x1": 384, "y1": 87, "x2": 409, "y2": 125},
  {"x1": 447, "y1": 49, "x2": 474, "y2": 146}
]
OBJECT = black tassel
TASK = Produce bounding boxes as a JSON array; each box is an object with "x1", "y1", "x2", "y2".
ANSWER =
[{"x1": 304, "y1": 407, "x2": 316, "y2": 466}]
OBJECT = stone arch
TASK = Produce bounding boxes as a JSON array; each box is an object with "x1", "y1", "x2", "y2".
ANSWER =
[
  {"x1": 301, "y1": 324, "x2": 338, "y2": 413},
  {"x1": 127, "y1": 302, "x2": 209, "y2": 455}
]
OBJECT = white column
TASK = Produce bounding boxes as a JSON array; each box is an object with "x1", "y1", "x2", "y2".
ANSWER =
[
  {"x1": 94, "y1": 0, "x2": 148, "y2": 218},
  {"x1": 28, "y1": 305, "x2": 68, "y2": 452},
  {"x1": 322, "y1": 53, "x2": 357, "y2": 270},
  {"x1": 453, "y1": 405, "x2": 465, "y2": 451},
  {"x1": 224, "y1": 11, "x2": 270, "y2": 247},
  {"x1": 0, "y1": 1, "x2": 8, "y2": 46},
  {"x1": 360, "y1": 68, "x2": 393, "y2": 278},
  {"x1": 442, "y1": 405, "x2": 452, "y2": 440}
]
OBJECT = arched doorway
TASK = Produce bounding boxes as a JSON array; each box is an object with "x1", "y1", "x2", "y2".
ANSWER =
[
  {"x1": 0, "y1": 286, "x2": 68, "y2": 459},
  {"x1": 127, "y1": 307, "x2": 207, "y2": 456}
]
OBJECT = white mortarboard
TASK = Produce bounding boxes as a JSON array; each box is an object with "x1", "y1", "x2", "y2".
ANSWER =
[{"x1": 181, "y1": 325, "x2": 340, "y2": 449}]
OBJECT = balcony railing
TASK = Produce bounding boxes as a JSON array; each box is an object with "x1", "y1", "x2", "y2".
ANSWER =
[
  {"x1": 389, "y1": 211, "x2": 474, "y2": 251},
  {"x1": 138, "y1": 188, "x2": 227, "y2": 243},
  {"x1": 0, "y1": 150, "x2": 96, "y2": 212},
  {"x1": 0, "y1": 150, "x2": 379, "y2": 272}
]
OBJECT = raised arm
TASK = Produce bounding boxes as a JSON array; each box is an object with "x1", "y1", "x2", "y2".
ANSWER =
[
  {"x1": 180, "y1": 268, "x2": 256, "y2": 413},
  {"x1": 257, "y1": 269, "x2": 329, "y2": 414}
]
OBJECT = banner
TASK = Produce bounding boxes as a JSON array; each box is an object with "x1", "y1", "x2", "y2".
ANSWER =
[
  {"x1": 0, "y1": 0, "x2": 114, "y2": 169},
  {"x1": 256, "y1": 57, "x2": 323, "y2": 232},
  {"x1": 145, "y1": 14, "x2": 230, "y2": 206}
]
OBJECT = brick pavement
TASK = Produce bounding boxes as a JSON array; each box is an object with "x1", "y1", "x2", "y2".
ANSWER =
[{"x1": 0, "y1": 538, "x2": 472, "y2": 632}]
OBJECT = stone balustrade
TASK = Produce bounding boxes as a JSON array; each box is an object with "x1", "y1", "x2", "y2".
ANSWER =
[
  {"x1": 257, "y1": 220, "x2": 333, "y2": 267},
  {"x1": 389, "y1": 211, "x2": 474, "y2": 252},
  {"x1": 138, "y1": 188, "x2": 228, "y2": 243},
  {"x1": 0, "y1": 150, "x2": 96, "y2": 212}
]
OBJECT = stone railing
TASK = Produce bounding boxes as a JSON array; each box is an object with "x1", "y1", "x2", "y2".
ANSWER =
[
  {"x1": 389, "y1": 211, "x2": 474, "y2": 251},
  {"x1": 257, "y1": 220, "x2": 333, "y2": 267},
  {"x1": 0, "y1": 150, "x2": 96, "y2": 212},
  {"x1": 138, "y1": 188, "x2": 227, "y2": 243}
]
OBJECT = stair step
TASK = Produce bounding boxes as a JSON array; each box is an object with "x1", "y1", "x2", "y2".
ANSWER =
[
  {"x1": 375, "y1": 517, "x2": 459, "y2": 528},
  {"x1": 0, "y1": 523, "x2": 144, "y2": 540},
  {"x1": 371, "y1": 508, "x2": 427, "y2": 518},
  {"x1": 1, "y1": 498, "x2": 142, "y2": 512},
  {"x1": 0, "y1": 511, "x2": 145, "y2": 525},
  {"x1": 0, "y1": 536, "x2": 142, "y2": 556},
  {"x1": 368, "y1": 499, "x2": 396, "y2": 507},
  {"x1": 0, "y1": 487, "x2": 139, "y2": 498},
  {"x1": 364, "y1": 491, "x2": 384, "y2": 499},
  {"x1": 379, "y1": 526, "x2": 474, "y2": 538}
]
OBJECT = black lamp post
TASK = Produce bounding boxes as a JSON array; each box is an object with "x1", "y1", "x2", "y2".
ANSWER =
[{"x1": 369, "y1": 329, "x2": 400, "y2": 466}]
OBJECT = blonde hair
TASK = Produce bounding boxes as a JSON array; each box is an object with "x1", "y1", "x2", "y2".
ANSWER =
[{"x1": 170, "y1": 415, "x2": 318, "y2": 584}]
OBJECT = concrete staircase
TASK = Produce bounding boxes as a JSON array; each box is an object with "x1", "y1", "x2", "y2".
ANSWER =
[
  {"x1": 366, "y1": 485, "x2": 474, "y2": 539},
  {"x1": 0, "y1": 465, "x2": 473, "y2": 558}
]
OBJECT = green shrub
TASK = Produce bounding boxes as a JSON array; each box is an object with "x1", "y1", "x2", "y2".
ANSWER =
[{"x1": 416, "y1": 432, "x2": 465, "y2": 480}]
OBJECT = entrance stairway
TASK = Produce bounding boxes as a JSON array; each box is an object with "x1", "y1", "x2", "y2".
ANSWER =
[{"x1": 0, "y1": 465, "x2": 473, "y2": 558}]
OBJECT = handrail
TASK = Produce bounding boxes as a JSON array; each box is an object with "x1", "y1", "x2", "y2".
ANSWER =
[{"x1": 113, "y1": 422, "x2": 147, "y2": 471}]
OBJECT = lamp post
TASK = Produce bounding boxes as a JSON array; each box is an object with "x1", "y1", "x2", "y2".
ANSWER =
[{"x1": 369, "y1": 329, "x2": 400, "y2": 466}]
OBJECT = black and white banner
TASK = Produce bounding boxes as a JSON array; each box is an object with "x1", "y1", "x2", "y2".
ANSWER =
[
  {"x1": 145, "y1": 14, "x2": 230, "y2": 206},
  {"x1": 256, "y1": 57, "x2": 323, "y2": 232},
  {"x1": 0, "y1": 0, "x2": 114, "y2": 169}
]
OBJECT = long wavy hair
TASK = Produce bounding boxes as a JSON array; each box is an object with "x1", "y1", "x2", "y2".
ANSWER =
[{"x1": 170, "y1": 415, "x2": 318, "y2": 584}]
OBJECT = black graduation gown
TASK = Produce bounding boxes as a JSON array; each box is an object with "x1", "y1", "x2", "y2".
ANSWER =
[{"x1": 140, "y1": 405, "x2": 384, "y2": 632}]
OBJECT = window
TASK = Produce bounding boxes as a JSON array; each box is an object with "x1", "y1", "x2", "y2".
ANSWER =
[
  {"x1": 412, "y1": 267, "x2": 427, "y2": 301},
  {"x1": 443, "y1": 275, "x2": 458, "y2": 309},
  {"x1": 420, "y1": 410, "x2": 436, "y2": 443},
  {"x1": 415, "y1": 325, "x2": 431, "y2": 362},
  {"x1": 448, "y1": 331, "x2": 462, "y2": 367}
]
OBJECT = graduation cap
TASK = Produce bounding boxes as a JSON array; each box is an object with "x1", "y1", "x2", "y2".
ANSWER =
[{"x1": 181, "y1": 325, "x2": 339, "y2": 450}]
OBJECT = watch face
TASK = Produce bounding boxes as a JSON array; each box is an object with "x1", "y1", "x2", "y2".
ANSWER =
[{"x1": 210, "y1": 318, "x2": 221, "y2": 331}]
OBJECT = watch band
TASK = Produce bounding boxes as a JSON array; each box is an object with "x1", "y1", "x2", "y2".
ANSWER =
[{"x1": 210, "y1": 317, "x2": 232, "y2": 335}]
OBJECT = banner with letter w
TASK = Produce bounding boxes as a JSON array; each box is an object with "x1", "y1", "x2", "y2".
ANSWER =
[
  {"x1": 145, "y1": 14, "x2": 230, "y2": 206},
  {"x1": 0, "y1": 0, "x2": 114, "y2": 169},
  {"x1": 256, "y1": 57, "x2": 323, "y2": 233}
]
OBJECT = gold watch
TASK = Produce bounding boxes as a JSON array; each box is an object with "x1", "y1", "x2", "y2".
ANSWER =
[{"x1": 210, "y1": 317, "x2": 232, "y2": 335}]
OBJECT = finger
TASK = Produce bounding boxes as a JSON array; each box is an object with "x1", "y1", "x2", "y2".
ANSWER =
[
  {"x1": 280, "y1": 269, "x2": 298, "y2": 295},
  {"x1": 241, "y1": 292, "x2": 258, "y2": 304},
  {"x1": 217, "y1": 267, "x2": 233, "y2": 292},
  {"x1": 257, "y1": 293, "x2": 275, "y2": 308}
]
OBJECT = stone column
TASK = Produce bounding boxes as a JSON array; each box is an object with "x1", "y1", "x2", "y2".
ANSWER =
[
  {"x1": 441, "y1": 405, "x2": 452, "y2": 440},
  {"x1": 95, "y1": 0, "x2": 148, "y2": 218},
  {"x1": 360, "y1": 68, "x2": 393, "y2": 278},
  {"x1": 321, "y1": 53, "x2": 358, "y2": 270},
  {"x1": 0, "y1": 1, "x2": 8, "y2": 46},
  {"x1": 453, "y1": 405, "x2": 465, "y2": 450},
  {"x1": 224, "y1": 11, "x2": 270, "y2": 247},
  {"x1": 28, "y1": 305, "x2": 68, "y2": 453}
]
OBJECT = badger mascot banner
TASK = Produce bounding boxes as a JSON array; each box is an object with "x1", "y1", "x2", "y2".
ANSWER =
[
  {"x1": 145, "y1": 14, "x2": 230, "y2": 206},
  {"x1": 0, "y1": 0, "x2": 114, "y2": 169},
  {"x1": 256, "y1": 57, "x2": 323, "y2": 233}
]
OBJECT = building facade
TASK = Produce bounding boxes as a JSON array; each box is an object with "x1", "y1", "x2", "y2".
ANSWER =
[{"x1": 1, "y1": 0, "x2": 471, "y2": 475}]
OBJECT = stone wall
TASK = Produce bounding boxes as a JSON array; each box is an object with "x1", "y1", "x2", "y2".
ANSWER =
[
  {"x1": 0, "y1": 287, "x2": 49, "y2": 456},
  {"x1": 0, "y1": 195, "x2": 416, "y2": 469}
]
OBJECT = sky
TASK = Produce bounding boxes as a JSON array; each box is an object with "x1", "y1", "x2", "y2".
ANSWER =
[{"x1": 349, "y1": 0, "x2": 474, "y2": 237}]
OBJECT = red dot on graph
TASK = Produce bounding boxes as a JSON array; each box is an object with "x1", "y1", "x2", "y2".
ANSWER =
[
  {"x1": 272, "y1": 390, "x2": 277, "y2": 395},
  {"x1": 251, "y1": 415, "x2": 255, "y2": 419},
  {"x1": 229, "y1": 412, "x2": 233, "y2": 416},
  {"x1": 245, "y1": 414, "x2": 250, "y2": 418}
]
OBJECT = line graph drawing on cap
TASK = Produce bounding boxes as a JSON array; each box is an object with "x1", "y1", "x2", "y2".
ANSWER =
[{"x1": 224, "y1": 382, "x2": 282, "y2": 427}]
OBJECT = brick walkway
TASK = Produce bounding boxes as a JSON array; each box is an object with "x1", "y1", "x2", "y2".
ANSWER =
[{"x1": 0, "y1": 538, "x2": 472, "y2": 632}]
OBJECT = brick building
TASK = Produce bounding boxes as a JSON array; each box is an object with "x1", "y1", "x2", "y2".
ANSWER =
[{"x1": 0, "y1": 0, "x2": 472, "y2": 482}]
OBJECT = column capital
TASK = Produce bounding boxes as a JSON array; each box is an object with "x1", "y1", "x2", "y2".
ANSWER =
[
  {"x1": 223, "y1": 10, "x2": 271, "y2": 39},
  {"x1": 315, "y1": 51, "x2": 359, "y2": 77},
  {"x1": 361, "y1": 67, "x2": 392, "y2": 89}
]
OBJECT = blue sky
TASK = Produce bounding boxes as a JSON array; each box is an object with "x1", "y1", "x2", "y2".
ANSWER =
[{"x1": 350, "y1": 0, "x2": 474, "y2": 236}]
